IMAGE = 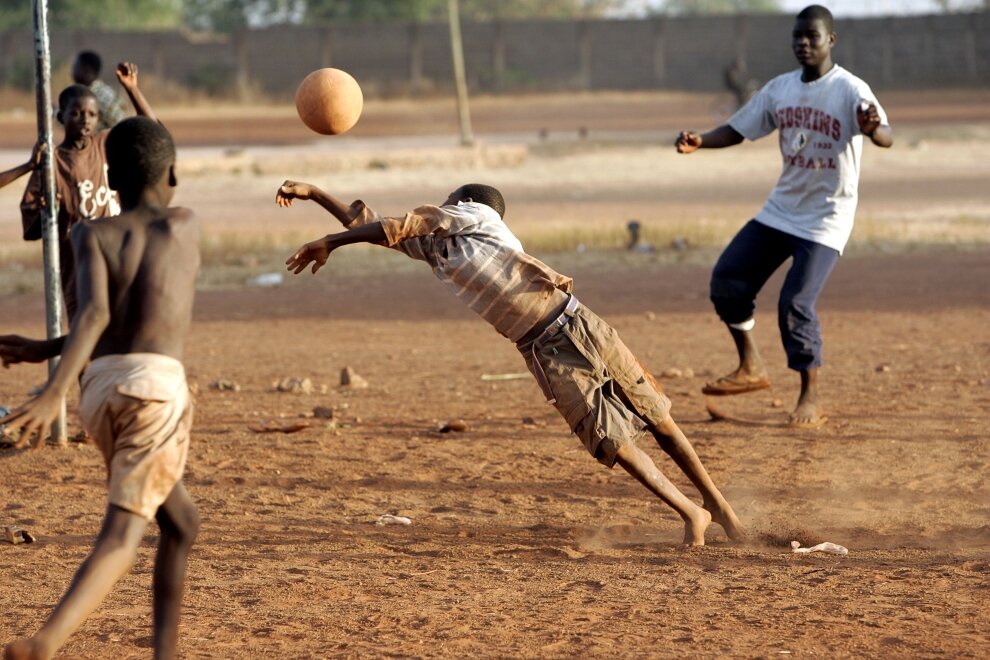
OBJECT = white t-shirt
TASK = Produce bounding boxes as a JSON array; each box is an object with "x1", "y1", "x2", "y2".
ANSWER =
[{"x1": 728, "y1": 65, "x2": 888, "y2": 253}]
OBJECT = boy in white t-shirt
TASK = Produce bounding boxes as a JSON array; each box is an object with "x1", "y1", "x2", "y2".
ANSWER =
[{"x1": 674, "y1": 4, "x2": 893, "y2": 427}]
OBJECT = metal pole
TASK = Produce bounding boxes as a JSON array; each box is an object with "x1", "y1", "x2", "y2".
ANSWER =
[
  {"x1": 32, "y1": 0, "x2": 67, "y2": 446},
  {"x1": 447, "y1": 0, "x2": 474, "y2": 147}
]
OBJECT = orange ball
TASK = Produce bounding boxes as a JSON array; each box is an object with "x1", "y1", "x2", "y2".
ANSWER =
[{"x1": 294, "y1": 68, "x2": 363, "y2": 136}]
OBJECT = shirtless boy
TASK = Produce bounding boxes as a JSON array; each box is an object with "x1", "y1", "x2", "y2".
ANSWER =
[
  {"x1": 675, "y1": 5, "x2": 893, "y2": 426},
  {"x1": 1, "y1": 117, "x2": 199, "y2": 660},
  {"x1": 277, "y1": 180, "x2": 744, "y2": 546}
]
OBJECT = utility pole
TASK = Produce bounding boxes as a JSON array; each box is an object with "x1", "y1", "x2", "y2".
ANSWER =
[
  {"x1": 31, "y1": 0, "x2": 67, "y2": 446},
  {"x1": 447, "y1": 0, "x2": 474, "y2": 146}
]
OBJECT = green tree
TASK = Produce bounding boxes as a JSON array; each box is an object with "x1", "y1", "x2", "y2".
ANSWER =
[
  {"x1": 933, "y1": 0, "x2": 990, "y2": 10},
  {"x1": 304, "y1": 0, "x2": 624, "y2": 23},
  {"x1": 655, "y1": 0, "x2": 781, "y2": 15},
  {"x1": 458, "y1": 0, "x2": 624, "y2": 20},
  {"x1": 0, "y1": 0, "x2": 183, "y2": 30},
  {"x1": 0, "y1": 0, "x2": 31, "y2": 30},
  {"x1": 183, "y1": 0, "x2": 304, "y2": 31},
  {"x1": 305, "y1": 0, "x2": 443, "y2": 22}
]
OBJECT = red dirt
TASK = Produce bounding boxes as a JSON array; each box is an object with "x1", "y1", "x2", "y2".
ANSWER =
[
  {"x1": 1, "y1": 248, "x2": 988, "y2": 657},
  {"x1": 1, "y1": 89, "x2": 988, "y2": 657},
  {"x1": 1, "y1": 88, "x2": 988, "y2": 148}
]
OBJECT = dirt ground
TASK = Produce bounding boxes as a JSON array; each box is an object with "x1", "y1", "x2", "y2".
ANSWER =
[{"x1": 1, "y1": 89, "x2": 989, "y2": 658}]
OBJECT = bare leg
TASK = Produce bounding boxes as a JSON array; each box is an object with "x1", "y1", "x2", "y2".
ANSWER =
[
  {"x1": 650, "y1": 416, "x2": 746, "y2": 542},
  {"x1": 723, "y1": 325, "x2": 769, "y2": 382},
  {"x1": 152, "y1": 482, "x2": 199, "y2": 660},
  {"x1": 789, "y1": 367, "x2": 824, "y2": 426},
  {"x1": 5, "y1": 506, "x2": 147, "y2": 660},
  {"x1": 703, "y1": 325, "x2": 771, "y2": 394},
  {"x1": 615, "y1": 443, "x2": 712, "y2": 546}
]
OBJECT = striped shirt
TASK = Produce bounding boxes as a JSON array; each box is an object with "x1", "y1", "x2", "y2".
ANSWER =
[{"x1": 345, "y1": 200, "x2": 572, "y2": 342}]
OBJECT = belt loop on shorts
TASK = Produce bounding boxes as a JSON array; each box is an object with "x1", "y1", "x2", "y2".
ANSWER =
[
  {"x1": 533, "y1": 295, "x2": 579, "y2": 348},
  {"x1": 529, "y1": 295, "x2": 580, "y2": 405}
]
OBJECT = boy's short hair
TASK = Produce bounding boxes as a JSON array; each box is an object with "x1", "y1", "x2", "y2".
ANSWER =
[
  {"x1": 796, "y1": 5, "x2": 834, "y2": 32},
  {"x1": 75, "y1": 50, "x2": 102, "y2": 75},
  {"x1": 106, "y1": 117, "x2": 176, "y2": 190},
  {"x1": 58, "y1": 84, "x2": 97, "y2": 111},
  {"x1": 459, "y1": 183, "x2": 505, "y2": 218}
]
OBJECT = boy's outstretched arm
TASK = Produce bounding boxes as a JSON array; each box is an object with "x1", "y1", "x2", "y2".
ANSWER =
[
  {"x1": 0, "y1": 223, "x2": 110, "y2": 447},
  {"x1": 276, "y1": 180, "x2": 356, "y2": 227},
  {"x1": 674, "y1": 125, "x2": 744, "y2": 154},
  {"x1": 0, "y1": 335, "x2": 65, "y2": 368},
  {"x1": 0, "y1": 142, "x2": 45, "y2": 190},
  {"x1": 286, "y1": 222, "x2": 388, "y2": 274},
  {"x1": 116, "y1": 62, "x2": 157, "y2": 123}
]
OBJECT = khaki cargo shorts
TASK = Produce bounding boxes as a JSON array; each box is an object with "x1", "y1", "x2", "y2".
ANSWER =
[
  {"x1": 79, "y1": 353, "x2": 193, "y2": 521},
  {"x1": 523, "y1": 305, "x2": 671, "y2": 467}
]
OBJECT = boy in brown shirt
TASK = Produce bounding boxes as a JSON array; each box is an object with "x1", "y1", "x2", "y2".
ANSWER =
[
  {"x1": 278, "y1": 180, "x2": 745, "y2": 546},
  {"x1": 1, "y1": 117, "x2": 199, "y2": 660},
  {"x1": 20, "y1": 62, "x2": 156, "y2": 320}
]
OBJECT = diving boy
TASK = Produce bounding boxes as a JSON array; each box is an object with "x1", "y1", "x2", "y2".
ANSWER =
[
  {"x1": 1, "y1": 117, "x2": 199, "y2": 660},
  {"x1": 277, "y1": 180, "x2": 744, "y2": 546}
]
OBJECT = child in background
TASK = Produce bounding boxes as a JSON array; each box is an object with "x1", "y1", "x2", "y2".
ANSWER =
[
  {"x1": 20, "y1": 62, "x2": 157, "y2": 321},
  {"x1": 675, "y1": 5, "x2": 893, "y2": 427},
  {"x1": 71, "y1": 50, "x2": 127, "y2": 131}
]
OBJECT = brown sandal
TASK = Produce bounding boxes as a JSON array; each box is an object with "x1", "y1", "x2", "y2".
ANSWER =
[{"x1": 701, "y1": 374, "x2": 771, "y2": 396}]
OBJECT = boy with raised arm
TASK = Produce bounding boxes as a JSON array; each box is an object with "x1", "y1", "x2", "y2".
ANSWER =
[
  {"x1": 1, "y1": 118, "x2": 199, "y2": 660},
  {"x1": 276, "y1": 180, "x2": 744, "y2": 547},
  {"x1": 675, "y1": 5, "x2": 893, "y2": 427},
  {"x1": 20, "y1": 62, "x2": 157, "y2": 321}
]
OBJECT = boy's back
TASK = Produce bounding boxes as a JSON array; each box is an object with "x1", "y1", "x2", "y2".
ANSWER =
[
  {"x1": 85, "y1": 206, "x2": 199, "y2": 361},
  {"x1": 2, "y1": 117, "x2": 202, "y2": 660}
]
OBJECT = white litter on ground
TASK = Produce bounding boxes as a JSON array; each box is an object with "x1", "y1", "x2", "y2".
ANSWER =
[{"x1": 790, "y1": 540, "x2": 848, "y2": 555}]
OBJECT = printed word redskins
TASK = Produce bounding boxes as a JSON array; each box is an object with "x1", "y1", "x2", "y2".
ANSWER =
[{"x1": 777, "y1": 106, "x2": 841, "y2": 141}]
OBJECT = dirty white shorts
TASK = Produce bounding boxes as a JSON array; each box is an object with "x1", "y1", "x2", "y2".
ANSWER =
[{"x1": 79, "y1": 353, "x2": 192, "y2": 520}]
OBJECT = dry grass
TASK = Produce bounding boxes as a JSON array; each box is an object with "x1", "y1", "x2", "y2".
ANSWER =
[{"x1": 2, "y1": 215, "x2": 986, "y2": 299}]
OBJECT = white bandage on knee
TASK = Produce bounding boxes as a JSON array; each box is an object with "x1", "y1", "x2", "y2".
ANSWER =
[{"x1": 728, "y1": 318, "x2": 755, "y2": 331}]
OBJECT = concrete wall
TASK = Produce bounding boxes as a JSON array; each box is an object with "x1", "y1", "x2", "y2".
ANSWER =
[{"x1": 2, "y1": 12, "x2": 987, "y2": 98}]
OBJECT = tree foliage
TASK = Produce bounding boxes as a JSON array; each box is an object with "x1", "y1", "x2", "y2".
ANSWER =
[
  {"x1": 304, "y1": 0, "x2": 443, "y2": 22},
  {"x1": 0, "y1": 0, "x2": 182, "y2": 30},
  {"x1": 456, "y1": 0, "x2": 625, "y2": 20},
  {"x1": 305, "y1": 0, "x2": 625, "y2": 23},
  {"x1": 654, "y1": 0, "x2": 781, "y2": 15},
  {"x1": 182, "y1": 0, "x2": 304, "y2": 31},
  {"x1": 0, "y1": 0, "x2": 794, "y2": 34}
]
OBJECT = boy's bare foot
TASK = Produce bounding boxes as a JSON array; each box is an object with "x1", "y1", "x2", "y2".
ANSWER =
[
  {"x1": 682, "y1": 507, "x2": 712, "y2": 546},
  {"x1": 788, "y1": 400, "x2": 827, "y2": 429},
  {"x1": 701, "y1": 367, "x2": 771, "y2": 396},
  {"x1": 703, "y1": 499, "x2": 747, "y2": 542},
  {"x1": 4, "y1": 638, "x2": 49, "y2": 660},
  {"x1": 790, "y1": 368, "x2": 826, "y2": 428}
]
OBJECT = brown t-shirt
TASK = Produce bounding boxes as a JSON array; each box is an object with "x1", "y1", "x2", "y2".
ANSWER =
[{"x1": 20, "y1": 131, "x2": 120, "y2": 318}]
